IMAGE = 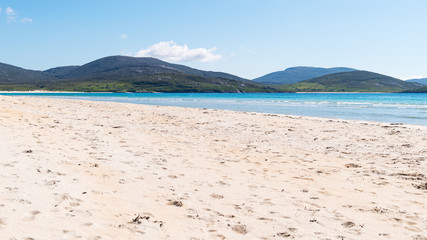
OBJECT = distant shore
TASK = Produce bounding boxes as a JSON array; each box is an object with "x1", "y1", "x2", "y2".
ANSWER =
[
  {"x1": 0, "y1": 95, "x2": 425, "y2": 239},
  {"x1": 0, "y1": 90, "x2": 87, "y2": 93}
]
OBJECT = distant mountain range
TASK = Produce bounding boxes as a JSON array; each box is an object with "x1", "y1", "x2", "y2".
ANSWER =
[
  {"x1": 252, "y1": 66, "x2": 357, "y2": 85},
  {"x1": 0, "y1": 57, "x2": 425, "y2": 93},
  {"x1": 407, "y1": 78, "x2": 427, "y2": 85},
  {"x1": 277, "y1": 71, "x2": 423, "y2": 92},
  {"x1": 0, "y1": 56, "x2": 277, "y2": 93}
]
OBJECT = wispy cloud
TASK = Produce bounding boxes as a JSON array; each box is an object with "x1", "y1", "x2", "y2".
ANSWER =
[
  {"x1": 4, "y1": 6, "x2": 33, "y2": 23},
  {"x1": 6, "y1": 6, "x2": 16, "y2": 23},
  {"x1": 120, "y1": 34, "x2": 128, "y2": 39},
  {"x1": 6, "y1": 7, "x2": 14, "y2": 15},
  {"x1": 21, "y1": 17, "x2": 33, "y2": 23},
  {"x1": 135, "y1": 41, "x2": 222, "y2": 62}
]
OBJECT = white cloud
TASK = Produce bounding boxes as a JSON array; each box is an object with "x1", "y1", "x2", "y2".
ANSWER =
[
  {"x1": 120, "y1": 34, "x2": 128, "y2": 39},
  {"x1": 135, "y1": 41, "x2": 222, "y2": 62},
  {"x1": 0, "y1": 7, "x2": 2, "y2": 14},
  {"x1": 21, "y1": 17, "x2": 32, "y2": 23},
  {"x1": 4, "y1": 7, "x2": 32, "y2": 24},
  {"x1": 6, "y1": 7, "x2": 16, "y2": 23},
  {"x1": 6, "y1": 6, "x2": 16, "y2": 23},
  {"x1": 6, "y1": 7, "x2": 14, "y2": 15}
]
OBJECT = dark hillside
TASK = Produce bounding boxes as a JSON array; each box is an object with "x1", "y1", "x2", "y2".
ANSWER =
[{"x1": 278, "y1": 71, "x2": 421, "y2": 92}]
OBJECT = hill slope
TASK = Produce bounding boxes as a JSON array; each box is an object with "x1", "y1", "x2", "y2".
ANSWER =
[
  {"x1": 278, "y1": 71, "x2": 422, "y2": 92},
  {"x1": 0, "y1": 63, "x2": 48, "y2": 84},
  {"x1": 253, "y1": 66, "x2": 356, "y2": 85},
  {"x1": 401, "y1": 86, "x2": 427, "y2": 93},
  {"x1": 407, "y1": 78, "x2": 427, "y2": 85},
  {"x1": 0, "y1": 56, "x2": 278, "y2": 93},
  {"x1": 53, "y1": 56, "x2": 249, "y2": 82},
  {"x1": 43, "y1": 66, "x2": 80, "y2": 78}
]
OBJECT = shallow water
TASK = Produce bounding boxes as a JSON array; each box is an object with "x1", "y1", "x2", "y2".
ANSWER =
[{"x1": 2, "y1": 92, "x2": 426, "y2": 126}]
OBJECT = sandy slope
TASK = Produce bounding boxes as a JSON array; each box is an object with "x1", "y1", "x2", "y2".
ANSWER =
[{"x1": 0, "y1": 95, "x2": 426, "y2": 240}]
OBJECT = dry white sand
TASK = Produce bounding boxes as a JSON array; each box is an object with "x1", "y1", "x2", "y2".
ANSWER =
[{"x1": 0, "y1": 95, "x2": 426, "y2": 240}]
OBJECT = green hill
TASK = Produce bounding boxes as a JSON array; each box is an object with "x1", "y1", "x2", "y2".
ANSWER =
[
  {"x1": 401, "y1": 86, "x2": 427, "y2": 93},
  {"x1": 43, "y1": 66, "x2": 80, "y2": 78},
  {"x1": 0, "y1": 63, "x2": 48, "y2": 84},
  {"x1": 51, "y1": 56, "x2": 250, "y2": 82},
  {"x1": 253, "y1": 66, "x2": 356, "y2": 85},
  {"x1": 407, "y1": 78, "x2": 427, "y2": 85},
  {"x1": 278, "y1": 71, "x2": 422, "y2": 92},
  {"x1": 0, "y1": 56, "x2": 279, "y2": 93}
]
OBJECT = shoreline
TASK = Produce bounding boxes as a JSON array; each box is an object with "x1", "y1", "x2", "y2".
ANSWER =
[
  {"x1": 0, "y1": 95, "x2": 426, "y2": 239},
  {"x1": 1, "y1": 90, "x2": 424, "y2": 93},
  {"x1": 0, "y1": 90, "x2": 90, "y2": 93},
  {"x1": 0, "y1": 92, "x2": 426, "y2": 127}
]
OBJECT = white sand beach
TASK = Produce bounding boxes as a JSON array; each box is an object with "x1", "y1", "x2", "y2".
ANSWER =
[{"x1": 0, "y1": 95, "x2": 426, "y2": 240}]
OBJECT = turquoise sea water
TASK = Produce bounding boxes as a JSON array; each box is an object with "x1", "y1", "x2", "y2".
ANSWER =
[{"x1": 1, "y1": 92, "x2": 427, "y2": 126}]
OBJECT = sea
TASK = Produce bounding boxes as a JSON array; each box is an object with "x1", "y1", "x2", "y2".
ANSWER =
[{"x1": 1, "y1": 92, "x2": 426, "y2": 126}]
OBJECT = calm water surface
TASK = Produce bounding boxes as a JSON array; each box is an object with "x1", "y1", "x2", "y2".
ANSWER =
[{"x1": 1, "y1": 92, "x2": 426, "y2": 126}]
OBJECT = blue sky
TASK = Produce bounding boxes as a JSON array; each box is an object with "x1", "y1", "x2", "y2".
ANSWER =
[{"x1": 1, "y1": 0, "x2": 427, "y2": 80}]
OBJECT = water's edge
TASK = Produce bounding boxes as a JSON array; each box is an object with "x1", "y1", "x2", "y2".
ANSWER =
[{"x1": 1, "y1": 93, "x2": 426, "y2": 126}]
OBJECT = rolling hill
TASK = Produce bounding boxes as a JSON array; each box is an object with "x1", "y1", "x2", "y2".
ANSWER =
[
  {"x1": 1, "y1": 57, "x2": 425, "y2": 93},
  {"x1": 46, "y1": 56, "x2": 249, "y2": 82},
  {"x1": 401, "y1": 86, "x2": 427, "y2": 93},
  {"x1": 0, "y1": 62, "x2": 48, "y2": 84},
  {"x1": 407, "y1": 78, "x2": 427, "y2": 85},
  {"x1": 43, "y1": 66, "x2": 80, "y2": 79},
  {"x1": 0, "y1": 56, "x2": 278, "y2": 93},
  {"x1": 253, "y1": 66, "x2": 357, "y2": 85},
  {"x1": 277, "y1": 71, "x2": 422, "y2": 92}
]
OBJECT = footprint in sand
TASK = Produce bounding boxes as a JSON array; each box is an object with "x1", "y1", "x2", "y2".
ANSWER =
[
  {"x1": 231, "y1": 224, "x2": 248, "y2": 235},
  {"x1": 342, "y1": 221, "x2": 355, "y2": 228}
]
